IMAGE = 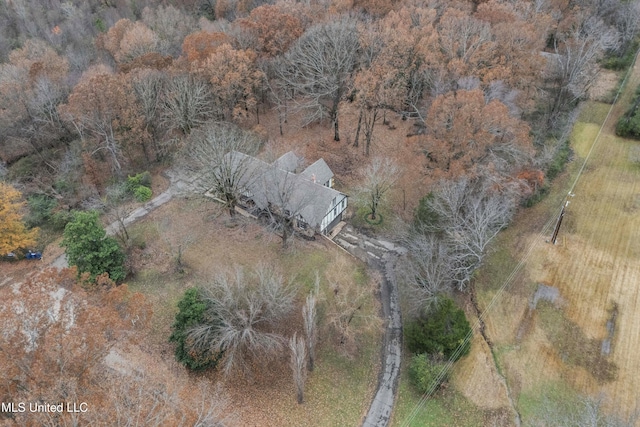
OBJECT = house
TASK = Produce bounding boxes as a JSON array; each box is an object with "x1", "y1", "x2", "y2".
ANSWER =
[{"x1": 225, "y1": 151, "x2": 347, "y2": 234}]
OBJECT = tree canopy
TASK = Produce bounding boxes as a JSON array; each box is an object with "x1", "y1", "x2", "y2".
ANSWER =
[
  {"x1": 61, "y1": 210, "x2": 126, "y2": 283},
  {"x1": 0, "y1": 182, "x2": 38, "y2": 255},
  {"x1": 405, "y1": 297, "x2": 471, "y2": 361}
]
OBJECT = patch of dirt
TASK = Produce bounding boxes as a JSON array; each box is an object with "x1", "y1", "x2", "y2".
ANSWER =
[
  {"x1": 588, "y1": 69, "x2": 620, "y2": 102},
  {"x1": 530, "y1": 283, "x2": 562, "y2": 309}
]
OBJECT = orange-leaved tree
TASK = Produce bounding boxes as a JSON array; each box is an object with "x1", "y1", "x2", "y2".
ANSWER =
[{"x1": 0, "y1": 182, "x2": 38, "y2": 254}]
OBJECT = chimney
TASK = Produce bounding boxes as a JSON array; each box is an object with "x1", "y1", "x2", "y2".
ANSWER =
[{"x1": 311, "y1": 173, "x2": 316, "y2": 183}]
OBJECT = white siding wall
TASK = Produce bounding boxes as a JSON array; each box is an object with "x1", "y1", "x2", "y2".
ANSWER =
[{"x1": 320, "y1": 195, "x2": 347, "y2": 232}]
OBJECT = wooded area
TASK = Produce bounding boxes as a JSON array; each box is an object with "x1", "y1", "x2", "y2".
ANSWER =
[{"x1": 1, "y1": 0, "x2": 635, "y2": 206}]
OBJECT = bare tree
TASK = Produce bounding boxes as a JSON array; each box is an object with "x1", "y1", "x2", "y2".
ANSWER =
[
  {"x1": 614, "y1": 1, "x2": 640, "y2": 53},
  {"x1": 182, "y1": 122, "x2": 261, "y2": 217},
  {"x1": 161, "y1": 74, "x2": 212, "y2": 135},
  {"x1": 398, "y1": 234, "x2": 452, "y2": 314},
  {"x1": 428, "y1": 178, "x2": 516, "y2": 290},
  {"x1": 302, "y1": 277, "x2": 318, "y2": 371},
  {"x1": 142, "y1": 5, "x2": 197, "y2": 57},
  {"x1": 131, "y1": 69, "x2": 165, "y2": 159},
  {"x1": 289, "y1": 332, "x2": 307, "y2": 404},
  {"x1": 357, "y1": 157, "x2": 399, "y2": 221},
  {"x1": 401, "y1": 177, "x2": 517, "y2": 305},
  {"x1": 278, "y1": 16, "x2": 360, "y2": 141},
  {"x1": 28, "y1": 76, "x2": 68, "y2": 129},
  {"x1": 547, "y1": 15, "x2": 619, "y2": 123},
  {"x1": 188, "y1": 266, "x2": 296, "y2": 376}
]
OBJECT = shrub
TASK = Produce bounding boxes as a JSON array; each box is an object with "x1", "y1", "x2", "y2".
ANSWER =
[
  {"x1": 601, "y1": 40, "x2": 639, "y2": 71},
  {"x1": 405, "y1": 297, "x2": 471, "y2": 361},
  {"x1": 616, "y1": 109, "x2": 640, "y2": 139},
  {"x1": 26, "y1": 194, "x2": 57, "y2": 227},
  {"x1": 413, "y1": 192, "x2": 441, "y2": 231},
  {"x1": 546, "y1": 140, "x2": 571, "y2": 181},
  {"x1": 409, "y1": 353, "x2": 450, "y2": 394},
  {"x1": 133, "y1": 185, "x2": 152, "y2": 202},
  {"x1": 126, "y1": 171, "x2": 152, "y2": 192},
  {"x1": 51, "y1": 210, "x2": 74, "y2": 231},
  {"x1": 616, "y1": 84, "x2": 640, "y2": 139},
  {"x1": 8, "y1": 156, "x2": 36, "y2": 180},
  {"x1": 170, "y1": 288, "x2": 223, "y2": 371}
]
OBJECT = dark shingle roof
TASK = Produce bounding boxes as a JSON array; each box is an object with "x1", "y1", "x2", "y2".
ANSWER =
[
  {"x1": 300, "y1": 158, "x2": 333, "y2": 185},
  {"x1": 223, "y1": 151, "x2": 344, "y2": 229},
  {"x1": 273, "y1": 151, "x2": 301, "y2": 173}
]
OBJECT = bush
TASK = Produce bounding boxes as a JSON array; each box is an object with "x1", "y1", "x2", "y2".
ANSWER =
[
  {"x1": 409, "y1": 353, "x2": 450, "y2": 394},
  {"x1": 126, "y1": 171, "x2": 152, "y2": 192},
  {"x1": 616, "y1": 110, "x2": 640, "y2": 139},
  {"x1": 26, "y1": 194, "x2": 57, "y2": 227},
  {"x1": 51, "y1": 210, "x2": 74, "y2": 231},
  {"x1": 601, "y1": 40, "x2": 639, "y2": 71},
  {"x1": 413, "y1": 192, "x2": 441, "y2": 231},
  {"x1": 616, "y1": 84, "x2": 640, "y2": 139},
  {"x1": 8, "y1": 156, "x2": 36, "y2": 180},
  {"x1": 170, "y1": 288, "x2": 223, "y2": 371},
  {"x1": 546, "y1": 140, "x2": 571, "y2": 181},
  {"x1": 405, "y1": 297, "x2": 471, "y2": 361},
  {"x1": 133, "y1": 185, "x2": 152, "y2": 202}
]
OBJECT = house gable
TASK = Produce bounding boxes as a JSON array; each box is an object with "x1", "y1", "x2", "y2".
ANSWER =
[{"x1": 300, "y1": 158, "x2": 334, "y2": 188}]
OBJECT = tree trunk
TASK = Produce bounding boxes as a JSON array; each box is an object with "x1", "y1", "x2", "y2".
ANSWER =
[
  {"x1": 354, "y1": 109, "x2": 363, "y2": 148},
  {"x1": 364, "y1": 108, "x2": 377, "y2": 157},
  {"x1": 281, "y1": 223, "x2": 291, "y2": 249}
]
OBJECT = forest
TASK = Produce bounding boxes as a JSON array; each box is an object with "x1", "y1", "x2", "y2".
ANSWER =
[{"x1": 1, "y1": 0, "x2": 639, "y2": 425}]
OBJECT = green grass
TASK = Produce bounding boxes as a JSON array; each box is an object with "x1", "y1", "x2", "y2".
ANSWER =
[
  {"x1": 304, "y1": 330, "x2": 380, "y2": 426},
  {"x1": 578, "y1": 101, "x2": 613, "y2": 125},
  {"x1": 351, "y1": 200, "x2": 395, "y2": 233},
  {"x1": 518, "y1": 380, "x2": 579, "y2": 423},
  {"x1": 391, "y1": 358, "x2": 485, "y2": 427}
]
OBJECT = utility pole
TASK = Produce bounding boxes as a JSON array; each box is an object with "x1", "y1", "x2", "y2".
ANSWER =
[{"x1": 550, "y1": 192, "x2": 574, "y2": 245}]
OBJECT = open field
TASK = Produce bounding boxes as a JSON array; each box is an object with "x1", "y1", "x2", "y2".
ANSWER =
[
  {"x1": 391, "y1": 60, "x2": 640, "y2": 426},
  {"x1": 471, "y1": 59, "x2": 640, "y2": 424},
  {"x1": 123, "y1": 196, "x2": 383, "y2": 426}
]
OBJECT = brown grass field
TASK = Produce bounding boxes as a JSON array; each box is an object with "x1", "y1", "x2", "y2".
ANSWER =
[{"x1": 458, "y1": 58, "x2": 640, "y2": 424}]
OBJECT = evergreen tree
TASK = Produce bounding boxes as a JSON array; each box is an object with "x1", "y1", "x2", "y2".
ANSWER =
[
  {"x1": 405, "y1": 297, "x2": 471, "y2": 361},
  {"x1": 169, "y1": 288, "x2": 222, "y2": 371},
  {"x1": 61, "y1": 211, "x2": 126, "y2": 282}
]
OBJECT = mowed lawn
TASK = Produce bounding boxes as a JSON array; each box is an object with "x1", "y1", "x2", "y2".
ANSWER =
[
  {"x1": 124, "y1": 196, "x2": 382, "y2": 427},
  {"x1": 471, "y1": 61, "x2": 640, "y2": 423}
]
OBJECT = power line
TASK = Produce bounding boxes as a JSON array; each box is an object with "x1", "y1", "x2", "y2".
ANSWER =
[{"x1": 400, "y1": 49, "x2": 640, "y2": 427}]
